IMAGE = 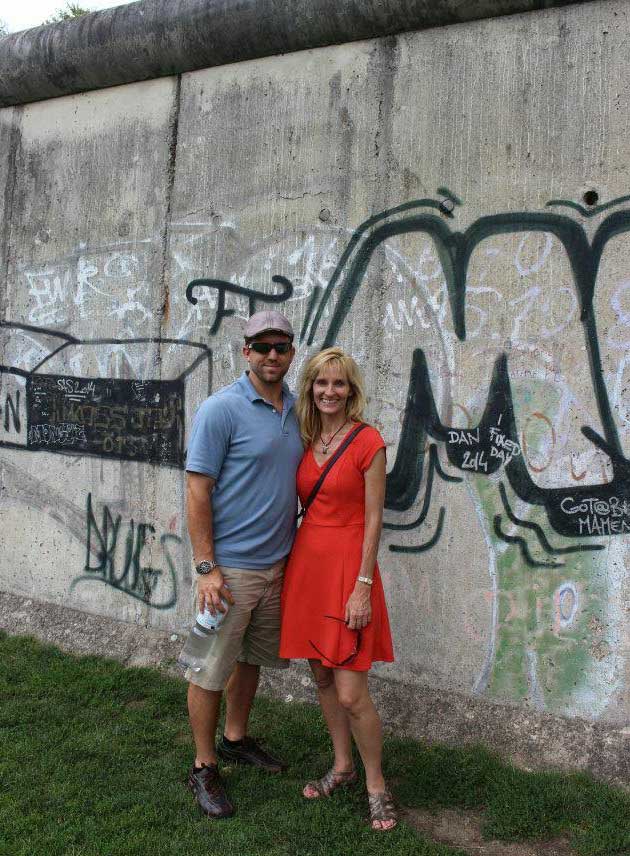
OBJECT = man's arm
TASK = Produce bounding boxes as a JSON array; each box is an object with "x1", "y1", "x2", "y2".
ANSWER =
[
  {"x1": 186, "y1": 471, "x2": 235, "y2": 615},
  {"x1": 186, "y1": 471, "x2": 216, "y2": 563}
]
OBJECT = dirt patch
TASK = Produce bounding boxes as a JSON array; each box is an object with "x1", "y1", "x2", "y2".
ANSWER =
[
  {"x1": 403, "y1": 807, "x2": 574, "y2": 856},
  {"x1": 173, "y1": 728, "x2": 191, "y2": 745},
  {"x1": 124, "y1": 698, "x2": 149, "y2": 710}
]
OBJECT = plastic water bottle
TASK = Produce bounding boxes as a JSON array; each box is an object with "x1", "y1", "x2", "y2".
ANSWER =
[{"x1": 178, "y1": 599, "x2": 229, "y2": 672}]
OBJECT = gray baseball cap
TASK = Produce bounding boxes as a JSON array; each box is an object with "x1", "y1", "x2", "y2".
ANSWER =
[{"x1": 244, "y1": 310, "x2": 294, "y2": 340}]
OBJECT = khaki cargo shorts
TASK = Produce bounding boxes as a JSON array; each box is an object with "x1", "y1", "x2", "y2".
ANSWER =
[{"x1": 185, "y1": 557, "x2": 289, "y2": 691}]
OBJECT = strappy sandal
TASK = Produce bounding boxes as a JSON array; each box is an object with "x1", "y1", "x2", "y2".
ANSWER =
[
  {"x1": 302, "y1": 768, "x2": 358, "y2": 799},
  {"x1": 368, "y1": 788, "x2": 398, "y2": 831}
]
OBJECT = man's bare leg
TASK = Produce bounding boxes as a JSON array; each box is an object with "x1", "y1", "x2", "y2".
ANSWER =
[
  {"x1": 188, "y1": 683, "x2": 222, "y2": 766},
  {"x1": 223, "y1": 662, "x2": 260, "y2": 741},
  {"x1": 187, "y1": 682, "x2": 235, "y2": 819}
]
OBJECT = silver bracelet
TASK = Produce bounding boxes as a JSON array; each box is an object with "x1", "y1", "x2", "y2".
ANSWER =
[{"x1": 357, "y1": 576, "x2": 373, "y2": 586}]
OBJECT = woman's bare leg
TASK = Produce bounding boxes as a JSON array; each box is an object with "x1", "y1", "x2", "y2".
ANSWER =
[
  {"x1": 334, "y1": 669, "x2": 395, "y2": 829},
  {"x1": 303, "y1": 659, "x2": 354, "y2": 796}
]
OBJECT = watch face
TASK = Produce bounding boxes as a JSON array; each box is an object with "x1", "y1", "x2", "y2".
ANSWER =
[{"x1": 196, "y1": 560, "x2": 216, "y2": 574}]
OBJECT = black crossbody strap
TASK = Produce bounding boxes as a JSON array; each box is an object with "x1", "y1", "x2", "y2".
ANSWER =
[{"x1": 297, "y1": 423, "x2": 368, "y2": 520}]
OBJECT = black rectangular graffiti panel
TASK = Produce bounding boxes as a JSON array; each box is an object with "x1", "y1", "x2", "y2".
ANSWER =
[{"x1": 26, "y1": 374, "x2": 185, "y2": 466}]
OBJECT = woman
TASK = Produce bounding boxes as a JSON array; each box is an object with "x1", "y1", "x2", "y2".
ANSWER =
[{"x1": 280, "y1": 347, "x2": 396, "y2": 831}]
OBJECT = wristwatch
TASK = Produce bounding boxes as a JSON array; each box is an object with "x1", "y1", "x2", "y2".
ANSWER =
[{"x1": 195, "y1": 560, "x2": 219, "y2": 575}]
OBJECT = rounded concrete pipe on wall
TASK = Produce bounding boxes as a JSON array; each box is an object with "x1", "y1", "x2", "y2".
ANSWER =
[{"x1": 0, "y1": 0, "x2": 592, "y2": 107}]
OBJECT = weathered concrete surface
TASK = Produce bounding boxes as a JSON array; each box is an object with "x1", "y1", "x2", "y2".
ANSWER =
[
  {"x1": 2, "y1": 590, "x2": 629, "y2": 790},
  {"x1": 1, "y1": 0, "x2": 630, "y2": 782},
  {"x1": 0, "y1": 77, "x2": 196, "y2": 632},
  {"x1": 0, "y1": 590, "x2": 182, "y2": 668},
  {"x1": 0, "y1": 0, "x2": 595, "y2": 107}
]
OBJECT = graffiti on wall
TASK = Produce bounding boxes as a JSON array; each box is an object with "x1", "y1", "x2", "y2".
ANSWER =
[
  {"x1": 180, "y1": 192, "x2": 628, "y2": 544},
  {"x1": 298, "y1": 193, "x2": 629, "y2": 543},
  {"x1": 0, "y1": 272, "x2": 296, "y2": 465},
  {"x1": 71, "y1": 493, "x2": 180, "y2": 610},
  {"x1": 2, "y1": 190, "x2": 627, "y2": 714},
  {"x1": 0, "y1": 323, "x2": 211, "y2": 466}
]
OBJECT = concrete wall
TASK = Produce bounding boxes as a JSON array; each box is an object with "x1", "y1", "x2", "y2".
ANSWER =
[{"x1": 1, "y1": 0, "x2": 629, "y2": 779}]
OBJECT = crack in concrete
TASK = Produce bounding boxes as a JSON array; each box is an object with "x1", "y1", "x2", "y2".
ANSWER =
[{"x1": 278, "y1": 190, "x2": 331, "y2": 201}]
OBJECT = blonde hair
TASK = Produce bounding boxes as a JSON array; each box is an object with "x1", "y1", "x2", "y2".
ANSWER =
[{"x1": 296, "y1": 347, "x2": 367, "y2": 447}]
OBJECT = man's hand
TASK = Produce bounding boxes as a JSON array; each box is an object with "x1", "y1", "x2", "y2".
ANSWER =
[
  {"x1": 344, "y1": 582, "x2": 372, "y2": 630},
  {"x1": 197, "y1": 568, "x2": 235, "y2": 615}
]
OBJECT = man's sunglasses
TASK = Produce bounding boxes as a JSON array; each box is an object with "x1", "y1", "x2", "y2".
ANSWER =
[{"x1": 247, "y1": 341, "x2": 292, "y2": 355}]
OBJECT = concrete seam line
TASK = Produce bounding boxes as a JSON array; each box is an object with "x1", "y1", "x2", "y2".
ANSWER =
[
  {"x1": 158, "y1": 74, "x2": 182, "y2": 340},
  {"x1": 0, "y1": 0, "x2": 596, "y2": 107}
]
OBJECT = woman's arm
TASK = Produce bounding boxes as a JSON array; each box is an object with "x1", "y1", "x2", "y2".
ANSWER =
[{"x1": 344, "y1": 448, "x2": 386, "y2": 630}]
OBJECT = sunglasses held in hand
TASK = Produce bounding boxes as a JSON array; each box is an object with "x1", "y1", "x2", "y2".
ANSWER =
[
  {"x1": 247, "y1": 341, "x2": 292, "y2": 355},
  {"x1": 309, "y1": 615, "x2": 362, "y2": 667}
]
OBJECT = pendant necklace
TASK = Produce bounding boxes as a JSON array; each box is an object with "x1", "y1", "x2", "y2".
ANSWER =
[{"x1": 320, "y1": 420, "x2": 348, "y2": 455}]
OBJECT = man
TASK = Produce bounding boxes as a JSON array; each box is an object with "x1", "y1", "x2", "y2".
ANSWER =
[{"x1": 184, "y1": 309, "x2": 303, "y2": 819}]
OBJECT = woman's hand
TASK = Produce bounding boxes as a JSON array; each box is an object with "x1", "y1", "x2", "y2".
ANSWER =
[{"x1": 344, "y1": 582, "x2": 372, "y2": 630}]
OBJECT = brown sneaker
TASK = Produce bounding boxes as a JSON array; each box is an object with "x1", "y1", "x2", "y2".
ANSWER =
[
  {"x1": 216, "y1": 736, "x2": 287, "y2": 773},
  {"x1": 188, "y1": 763, "x2": 234, "y2": 819}
]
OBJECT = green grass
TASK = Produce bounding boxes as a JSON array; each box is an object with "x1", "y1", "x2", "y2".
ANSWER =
[
  {"x1": 389, "y1": 742, "x2": 630, "y2": 854},
  {"x1": 1, "y1": 633, "x2": 628, "y2": 856}
]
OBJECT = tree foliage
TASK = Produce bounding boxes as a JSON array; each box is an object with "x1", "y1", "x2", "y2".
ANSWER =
[{"x1": 45, "y1": 3, "x2": 91, "y2": 24}]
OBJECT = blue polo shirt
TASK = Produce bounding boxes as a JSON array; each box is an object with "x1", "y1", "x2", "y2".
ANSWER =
[{"x1": 186, "y1": 372, "x2": 304, "y2": 569}]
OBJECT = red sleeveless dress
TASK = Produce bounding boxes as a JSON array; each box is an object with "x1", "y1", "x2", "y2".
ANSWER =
[{"x1": 280, "y1": 425, "x2": 394, "y2": 671}]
